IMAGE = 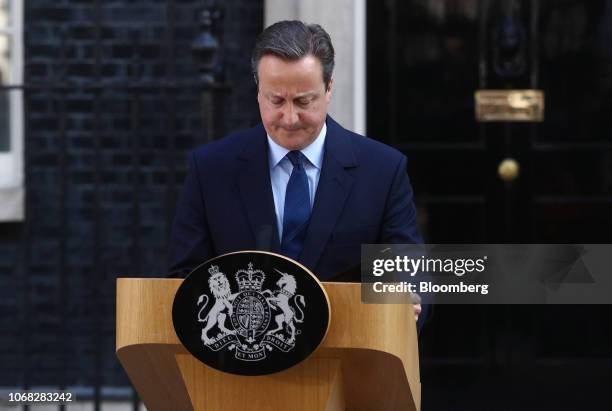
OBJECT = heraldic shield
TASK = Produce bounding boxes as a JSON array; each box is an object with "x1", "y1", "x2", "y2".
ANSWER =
[{"x1": 172, "y1": 251, "x2": 330, "y2": 376}]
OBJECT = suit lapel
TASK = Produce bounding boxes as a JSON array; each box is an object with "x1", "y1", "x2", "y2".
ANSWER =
[
  {"x1": 238, "y1": 126, "x2": 281, "y2": 253},
  {"x1": 300, "y1": 117, "x2": 357, "y2": 271}
]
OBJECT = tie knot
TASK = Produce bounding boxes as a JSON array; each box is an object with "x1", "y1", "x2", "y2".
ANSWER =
[{"x1": 286, "y1": 151, "x2": 304, "y2": 168}]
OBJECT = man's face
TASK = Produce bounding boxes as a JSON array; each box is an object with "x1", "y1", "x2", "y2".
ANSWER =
[{"x1": 257, "y1": 54, "x2": 332, "y2": 151}]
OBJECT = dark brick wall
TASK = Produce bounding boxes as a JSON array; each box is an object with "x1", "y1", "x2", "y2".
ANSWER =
[{"x1": 0, "y1": 0, "x2": 263, "y2": 387}]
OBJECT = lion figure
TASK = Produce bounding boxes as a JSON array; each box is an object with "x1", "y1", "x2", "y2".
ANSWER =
[{"x1": 197, "y1": 272, "x2": 237, "y2": 344}]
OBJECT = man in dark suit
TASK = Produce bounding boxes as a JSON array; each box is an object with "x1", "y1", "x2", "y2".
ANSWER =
[{"x1": 168, "y1": 21, "x2": 424, "y2": 323}]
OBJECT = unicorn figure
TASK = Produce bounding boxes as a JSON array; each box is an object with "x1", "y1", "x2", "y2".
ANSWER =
[{"x1": 264, "y1": 269, "x2": 306, "y2": 344}]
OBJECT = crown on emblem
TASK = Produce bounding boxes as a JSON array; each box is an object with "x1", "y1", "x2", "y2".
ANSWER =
[
  {"x1": 208, "y1": 265, "x2": 220, "y2": 275},
  {"x1": 235, "y1": 262, "x2": 265, "y2": 291}
]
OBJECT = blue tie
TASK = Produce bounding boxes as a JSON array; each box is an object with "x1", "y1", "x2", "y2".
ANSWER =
[{"x1": 281, "y1": 151, "x2": 311, "y2": 260}]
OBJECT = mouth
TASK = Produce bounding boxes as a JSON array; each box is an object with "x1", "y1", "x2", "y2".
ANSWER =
[{"x1": 280, "y1": 127, "x2": 302, "y2": 132}]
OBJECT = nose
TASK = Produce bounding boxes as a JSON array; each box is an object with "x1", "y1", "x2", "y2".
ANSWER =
[{"x1": 281, "y1": 103, "x2": 299, "y2": 128}]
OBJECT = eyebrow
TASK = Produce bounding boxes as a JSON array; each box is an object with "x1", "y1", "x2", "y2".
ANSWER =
[
  {"x1": 266, "y1": 91, "x2": 319, "y2": 99},
  {"x1": 294, "y1": 92, "x2": 318, "y2": 99}
]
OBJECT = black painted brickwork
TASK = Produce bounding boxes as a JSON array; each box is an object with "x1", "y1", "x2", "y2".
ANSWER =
[{"x1": 0, "y1": 0, "x2": 263, "y2": 387}]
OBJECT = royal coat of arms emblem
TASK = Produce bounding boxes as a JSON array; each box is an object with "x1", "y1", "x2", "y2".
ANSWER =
[
  {"x1": 173, "y1": 251, "x2": 329, "y2": 375},
  {"x1": 197, "y1": 263, "x2": 306, "y2": 360}
]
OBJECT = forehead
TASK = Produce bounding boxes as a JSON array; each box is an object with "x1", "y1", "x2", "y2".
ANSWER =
[{"x1": 257, "y1": 54, "x2": 325, "y2": 91}]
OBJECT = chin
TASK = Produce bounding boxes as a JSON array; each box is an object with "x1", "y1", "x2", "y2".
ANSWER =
[{"x1": 291, "y1": 139, "x2": 315, "y2": 150}]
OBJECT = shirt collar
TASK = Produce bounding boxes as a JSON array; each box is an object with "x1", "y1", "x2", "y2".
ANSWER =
[{"x1": 267, "y1": 122, "x2": 327, "y2": 170}]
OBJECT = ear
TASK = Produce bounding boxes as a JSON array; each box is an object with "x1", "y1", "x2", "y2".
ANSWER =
[
  {"x1": 253, "y1": 73, "x2": 260, "y2": 93},
  {"x1": 325, "y1": 77, "x2": 333, "y2": 102}
]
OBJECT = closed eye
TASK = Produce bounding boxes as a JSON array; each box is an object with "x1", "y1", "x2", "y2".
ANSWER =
[{"x1": 295, "y1": 97, "x2": 311, "y2": 106}]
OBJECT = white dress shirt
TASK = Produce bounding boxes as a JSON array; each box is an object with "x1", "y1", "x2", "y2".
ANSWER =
[{"x1": 267, "y1": 123, "x2": 327, "y2": 240}]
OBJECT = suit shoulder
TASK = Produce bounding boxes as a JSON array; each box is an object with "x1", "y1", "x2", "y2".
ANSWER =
[{"x1": 345, "y1": 130, "x2": 406, "y2": 164}]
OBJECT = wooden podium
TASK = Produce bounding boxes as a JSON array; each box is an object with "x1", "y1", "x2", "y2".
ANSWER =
[{"x1": 116, "y1": 278, "x2": 421, "y2": 411}]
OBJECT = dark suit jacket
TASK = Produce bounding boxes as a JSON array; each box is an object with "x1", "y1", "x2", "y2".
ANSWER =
[{"x1": 168, "y1": 116, "x2": 423, "y2": 280}]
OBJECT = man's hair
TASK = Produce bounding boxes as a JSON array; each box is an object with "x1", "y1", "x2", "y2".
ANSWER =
[{"x1": 251, "y1": 20, "x2": 335, "y2": 90}]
